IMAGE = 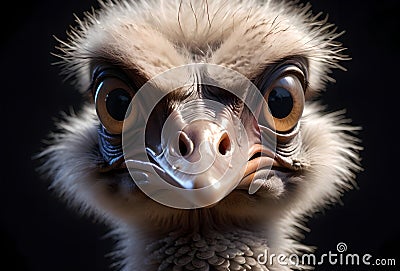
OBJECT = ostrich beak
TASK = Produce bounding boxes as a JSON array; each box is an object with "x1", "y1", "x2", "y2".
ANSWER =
[
  {"x1": 154, "y1": 119, "x2": 237, "y2": 189},
  {"x1": 141, "y1": 101, "x2": 252, "y2": 208},
  {"x1": 118, "y1": 94, "x2": 277, "y2": 209}
]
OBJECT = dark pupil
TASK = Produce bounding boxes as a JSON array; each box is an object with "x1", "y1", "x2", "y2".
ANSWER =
[
  {"x1": 268, "y1": 87, "x2": 293, "y2": 119},
  {"x1": 106, "y1": 88, "x2": 131, "y2": 121}
]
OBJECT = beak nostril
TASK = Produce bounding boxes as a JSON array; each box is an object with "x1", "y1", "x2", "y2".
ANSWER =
[
  {"x1": 178, "y1": 132, "x2": 192, "y2": 157},
  {"x1": 218, "y1": 133, "x2": 231, "y2": 155}
]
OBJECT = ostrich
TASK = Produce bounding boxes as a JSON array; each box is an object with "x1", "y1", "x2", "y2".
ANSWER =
[{"x1": 40, "y1": 0, "x2": 361, "y2": 270}]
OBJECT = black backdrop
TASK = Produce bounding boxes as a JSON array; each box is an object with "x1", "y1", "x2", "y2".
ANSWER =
[{"x1": 1, "y1": 0, "x2": 399, "y2": 270}]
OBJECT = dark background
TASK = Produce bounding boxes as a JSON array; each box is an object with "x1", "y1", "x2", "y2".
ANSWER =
[{"x1": 1, "y1": 0, "x2": 399, "y2": 270}]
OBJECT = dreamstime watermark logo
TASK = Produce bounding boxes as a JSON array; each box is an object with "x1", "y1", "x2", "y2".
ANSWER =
[{"x1": 257, "y1": 242, "x2": 396, "y2": 267}]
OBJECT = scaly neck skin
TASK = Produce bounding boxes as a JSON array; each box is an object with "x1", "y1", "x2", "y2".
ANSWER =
[{"x1": 117, "y1": 207, "x2": 282, "y2": 271}]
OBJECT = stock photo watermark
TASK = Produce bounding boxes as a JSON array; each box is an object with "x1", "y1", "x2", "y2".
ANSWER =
[{"x1": 257, "y1": 242, "x2": 396, "y2": 267}]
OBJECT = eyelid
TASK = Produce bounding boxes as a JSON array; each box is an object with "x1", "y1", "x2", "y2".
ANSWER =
[
  {"x1": 258, "y1": 64, "x2": 306, "y2": 95},
  {"x1": 91, "y1": 66, "x2": 136, "y2": 97}
]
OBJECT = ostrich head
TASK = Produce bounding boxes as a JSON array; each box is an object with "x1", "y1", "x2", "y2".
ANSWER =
[{"x1": 41, "y1": 0, "x2": 361, "y2": 270}]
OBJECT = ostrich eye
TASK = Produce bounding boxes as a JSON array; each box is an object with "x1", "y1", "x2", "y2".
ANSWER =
[
  {"x1": 261, "y1": 65, "x2": 305, "y2": 132},
  {"x1": 94, "y1": 71, "x2": 135, "y2": 134}
]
